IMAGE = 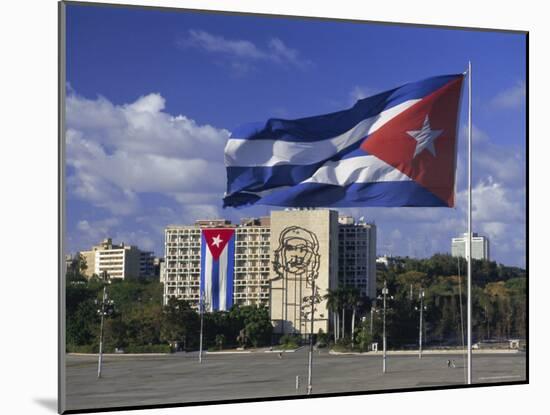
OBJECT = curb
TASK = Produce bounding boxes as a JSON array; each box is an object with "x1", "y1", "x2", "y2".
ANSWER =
[
  {"x1": 265, "y1": 346, "x2": 304, "y2": 353},
  {"x1": 206, "y1": 350, "x2": 252, "y2": 354},
  {"x1": 67, "y1": 353, "x2": 170, "y2": 357},
  {"x1": 328, "y1": 349, "x2": 521, "y2": 356}
]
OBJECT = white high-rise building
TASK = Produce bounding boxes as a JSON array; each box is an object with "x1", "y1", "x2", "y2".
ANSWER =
[
  {"x1": 451, "y1": 232, "x2": 490, "y2": 261},
  {"x1": 162, "y1": 218, "x2": 271, "y2": 308}
]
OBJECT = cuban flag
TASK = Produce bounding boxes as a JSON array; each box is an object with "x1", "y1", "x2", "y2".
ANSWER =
[
  {"x1": 224, "y1": 74, "x2": 464, "y2": 208},
  {"x1": 200, "y1": 228, "x2": 235, "y2": 312}
]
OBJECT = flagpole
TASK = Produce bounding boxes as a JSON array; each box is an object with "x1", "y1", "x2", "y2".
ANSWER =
[{"x1": 467, "y1": 61, "x2": 473, "y2": 385}]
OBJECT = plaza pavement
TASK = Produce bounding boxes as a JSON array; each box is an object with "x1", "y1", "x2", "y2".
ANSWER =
[{"x1": 65, "y1": 349, "x2": 526, "y2": 411}]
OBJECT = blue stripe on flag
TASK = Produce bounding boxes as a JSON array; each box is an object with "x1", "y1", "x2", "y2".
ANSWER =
[
  {"x1": 226, "y1": 148, "x2": 368, "y2": 196},
  {"x1": 224, "y1": 181, "x2": 447, "y2": 208},
  {"x1": 230, "y1": 74, "x2": 462, "y2": 143},
  {"x1": 200, "y1": 233, "x2": 206, "y2": 307},
  {"x1": 226, "y1": 234, "x2": 235, "y2": 310},
  {"x1": 211, "y1": 259, "x2": 220, "y2": 311}
]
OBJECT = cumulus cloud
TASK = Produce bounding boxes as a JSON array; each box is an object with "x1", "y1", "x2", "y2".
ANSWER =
[
  {"x1": 180, "y1": 30, "x2": 312, "y2": 72},
  {"x1": 455, "y1": 123, "x2": 526, "y2": 189},
  {"x1": 490, "y1": 80, "x2": 526, "y2": 110},
  {"x1": 66, "y1": 91, "x2": 230, "y2": 216},
  {"x1": 72, "y1": 218, "x2": 120, "y2": 251}
]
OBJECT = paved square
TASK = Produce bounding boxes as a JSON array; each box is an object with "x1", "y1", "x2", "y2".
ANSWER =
[{"x1": 65, "y1": 350, "x2": 526, "y2": 411}]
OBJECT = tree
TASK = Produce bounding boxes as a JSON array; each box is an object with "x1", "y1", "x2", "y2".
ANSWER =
[
  {"x1": 161, "y1": 298, "x2": 199, "y2": 350},
  {"x1": 66, "y1": 282, "x2": 99, "y2": 349},
  {"x1": 66, "y1": 253, "x2": 88, "y2": 282},
  {"x1": 215, "y1": 334, "x2": 225, "y2": 350},
  {"x1": 228, "y1": 305, "x2": 273, "y2": 348},
  {"x1": 324, "y1": 289, "x2": 340, "y2": 341},
  {"x1": 355, "y1": 321, "x2": 374, "y2": 352},
  {"x1": 345, "y1": 287, "x2": 361, "y2": 345}
]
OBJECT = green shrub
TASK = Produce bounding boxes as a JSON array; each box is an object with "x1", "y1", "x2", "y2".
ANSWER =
[
  {"x1": 66, "y1": 343, "x2": 98, "y2": 353},
  {"x1": 123, "y1": 344, "x2": 171, "y2": 354},
  {"x1": 280, "y1": 334, "x2": 302, "y2": 347}
]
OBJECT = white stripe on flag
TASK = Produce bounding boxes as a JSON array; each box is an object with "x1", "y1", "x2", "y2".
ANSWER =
[
  {"x1": 219, "y1": 244, "x2": 228, "y2": 311},
  {"x1": 236, "y1": 155, "x2": 411, "y2": 199},
  {"x1": 224, "y1": 99, "x2": 420, "y2": 167},
  {"x1": 302, "y1": 155, "x2": 411, "y2": 186},
  {"x1": 204, "y1": 248, "x2": 213, "y2": 312}
]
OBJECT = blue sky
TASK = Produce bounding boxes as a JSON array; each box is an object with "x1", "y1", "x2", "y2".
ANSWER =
[{"x1": 65, "y1": 3, "x2": 526, "y2": 267}]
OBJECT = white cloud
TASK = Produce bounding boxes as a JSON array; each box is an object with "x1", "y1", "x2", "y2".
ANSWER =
[
  {"x1": 490, "y1": 80, "x2": 526, "y2": 110},
  {"x1": 66, "y1": 91, "x2": 230, "y2": 215},
  {"x1": 469, "y1": 178, "x2": 525, "y2": 223},
  {"x1": 180, "y1": 30, "x2": 311, "y2": 71},
  {"x1": 456, "y1": 123, "x2": 525, "y2": 189},
  {"x1": 73, "y1": 218, "x2": 120, "y2": 251}
]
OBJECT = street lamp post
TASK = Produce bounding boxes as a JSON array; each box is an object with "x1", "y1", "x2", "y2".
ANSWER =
[
  {"x1": 97, "y1": 271, "x2": 113, "y2": 379},
  {"x1": 306, "y1": 280, "x2": 316, "y2": 396},
  {"x1": 199, "y1": 290, "x2": 205, "y2": 364},
  {"x1": 416, "y1": 289, "x2": 426, "y2": 359},
  {"x1": 370, "y1": 301, "x2": 376, "y2": 335},
  {"x1": 378, "y1": 280, "x2": 392, "y2": 374}
]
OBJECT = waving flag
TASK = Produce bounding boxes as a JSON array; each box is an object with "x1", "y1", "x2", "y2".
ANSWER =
[
  {"x1": 223, "y1": 74, "x2": 464, "y2": 208},
  {"x1": 200, "y1": 228, "x2": 235, "y2": 311}
]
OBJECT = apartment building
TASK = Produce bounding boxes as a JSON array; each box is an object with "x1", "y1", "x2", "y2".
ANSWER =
[
  {"x1": 451, "y1": 232, "x2": 490, "y2": 261},
  {"x1": 163, "y1": 218, "x2": 272, "y2": 308},
  {"x1": 80, "y1": 238, "x2": 141, "y2": 280}
]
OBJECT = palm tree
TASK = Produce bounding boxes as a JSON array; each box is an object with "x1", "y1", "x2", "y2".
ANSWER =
[
  {"x1": 338, "y1": 288, "x2": 345, "y2": 340},
  {"x1": 336, "y1": 286, "x2": 351, "y2": 340},
  {"x1": 347, "y1": 287, "x2": 361, "y2": 344},
  {"x1": 324, "y1": 289, "x2": 340, "y2": 342}
]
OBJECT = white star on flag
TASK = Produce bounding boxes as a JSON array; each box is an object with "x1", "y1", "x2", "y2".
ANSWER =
[
  {"x1": 407, "y1": 115, "x2": 443, "y2": 158},
  {"x1": 212, "y1": 234, "x2": 223, "y2": 247}
]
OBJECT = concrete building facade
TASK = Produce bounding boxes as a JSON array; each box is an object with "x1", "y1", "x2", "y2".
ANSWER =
[
  {"x1": 338, "y1": 216, "x2": 377, "y2": 299},
  {"x1": 269, "y1": 209, "x2": 339, "y2": 336},
  {"x1": 163, "y1": 218, "x2": 271, "y2": 308},
  {"x1": 451, "y1": 232, "x2": 490, "y2": 261},
  {"x1": 80, "y1": 238, "x2": 141, "y2": 280},
  {"x1": 139, "y1": 251, "x2": 156, "y2": 279},
  {"x1": 234, "y1": 217, "x2": 271, "y2": 307}
]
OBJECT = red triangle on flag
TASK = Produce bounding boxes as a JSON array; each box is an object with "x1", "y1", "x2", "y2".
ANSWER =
[
  {"x1": 202, "y1": 228, "x2": 235, "y2": 260},
  {"x1": 361, "y1": 77, "x2": 464, "y2": 207}
]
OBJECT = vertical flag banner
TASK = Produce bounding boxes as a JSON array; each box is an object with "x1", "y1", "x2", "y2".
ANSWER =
[
  {"x1": 224, "y1": 74, "x2": 464, "y2": 208},
  {"x1": 200, "y1": 228, "x2": 235, "y2": 311}
]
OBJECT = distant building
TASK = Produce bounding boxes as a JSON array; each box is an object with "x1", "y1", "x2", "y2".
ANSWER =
[
  {"x1": 376, "y1": 255, "x2": 401, "y2": 268},
  {"x1": 451, "y1": 233, "x2": 490, "y2": 261},
  {"x1": 139, "y1": 251, "x2": 156, "y2": 279},
  {"x1": 80, "y1": 238, "x2": 147, "y2": 280},
  {"x1": 338, "y1": 215, "x2": 377, "y2": 298},
  {"x1": 153, "y1": 257, "x2": 164, "y2": 279}
]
